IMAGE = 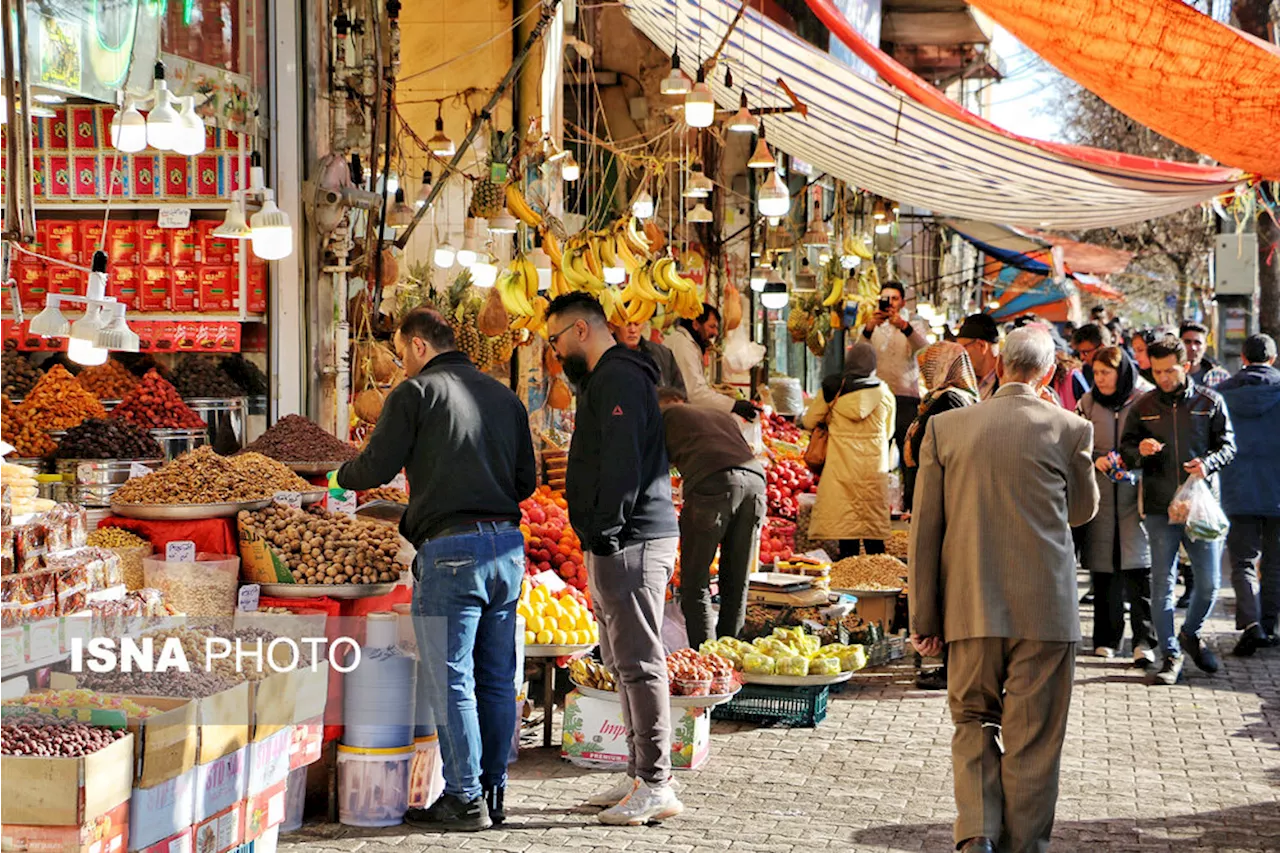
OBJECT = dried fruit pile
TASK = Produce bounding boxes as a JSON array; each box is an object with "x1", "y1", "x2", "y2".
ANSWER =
[
  {"x1": 220, "y1": 354, "x2": 269, "y2": 395},
  {"x1": 6, "y1": 366, "x2": 107, "y2": 456},
  {"x1": 828, "y1": 554, "x2": 907, "y2": 591},
  {"x1": 76, "y1": 359, "x2": 139, "y2": 400},
  {"x1": 359, "y1": 486, "x2": 408, "y2": 505},
  {"x1": 227, "y1": 452, "x2": 313, "y2": 494},
  {"x1": 237, "y1": 503, "x2": 406, "y2": 585},
  {"x1": 242, "y1": 414, "x2": 358, "y2": 463},
  {"x1": 54, "y1": 417, "x2": 164, "y2": 460},
  {"x1": 0, "y1": 714, "x2": 128, "y2": 756},
  {"x1": 111, "y1": 370, "x2": 206, "y2": 430},
  {"x1": 114, "y1": 446, "x2": 274, "y2": 504},
  {"x1": 1, "y1": 345, "x2": 42, "y2": 398},
  {"x1": 171, "y1": 356, "x2": 242, "y2": 398}
]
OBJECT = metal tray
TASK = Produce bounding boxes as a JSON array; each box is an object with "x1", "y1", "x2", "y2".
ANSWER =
[
  {"x1": 109, "y1": 498, "x2": 273, "y2": 520},
  {"x1": 299, "y1": 490, "x2": 326, "y2": 506},
  {"x1": 740, "y1": 670, "x2": 854, "y2": 687},
  {"x1": 523, "y1": 643, "x2": 596, "y2": 658},
  {"x1": 354, "y1": 500, "x2": 407, "y2": 523},
  {"x1": 260, "y1": 582, "x2": 398, "y2": 599},
  {"x1": 280, "y1": 460, "x2": 351, "y2": 476},
  {"x1": 830, "y1": 587, "x2": 903, "y2": 597},
  {"x1": 572, "y1": 681, "x2": 741, "y2": 708}
]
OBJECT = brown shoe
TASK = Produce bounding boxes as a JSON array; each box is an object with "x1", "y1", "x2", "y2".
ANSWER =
[{"x1": 959, "y1": 839, "x2": 995, "y2": 853}]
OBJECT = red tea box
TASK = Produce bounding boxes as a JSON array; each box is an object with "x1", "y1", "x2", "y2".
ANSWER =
[
  {"x1": 48, "y1": 266, "x2": 84, "y2": 298},
  {"x1": 72, "y1": 155, "x2": 99, "y2": 197},
  {"x1": 108, "y1": 266, "x2": 141, "y2": 310},
  {"x1": 70, "y1": 106, "x2": 98, "y2": 150},
  {"x1": 247, "y1": 261, "x2": 267, "y2": 314},
  {"x1": 139, "y1": 222, "x2": 169, "y2": 265},
  {"x1": 102, "y1": 155, "x2": 130, "y2": 197},
  {"x1": 170, "y1": 226, "x2": 200, "y2": 266},
  {"x1": 106, "y1": 222, "x2": 141, "y2": 266},
  {"x1": 198, "y1": 220, "x2": 237, "y2": 265},
  {"x1": 171, "y1": 268, "x2": 200, "y2": 312},
  {"x1": 132, "y1": 155, "x2": 161, "y2": 199},
  {"x1": 44, "y1": 220, "x2": 81, "y2": 265},
  {"x1": 193, "y1": 155, "x2": 223, "y2": 197},
  {"x1": 15, "y1": 265, "x2": 49, "y2": 310},
  {"x1": 198, "y1": 266, "x2": 235, "y2": 311},
  {"x1": 162, "y1": 155, "x2": 189, "y2": 197},
  {"x1": 80, "y1": 221, "x2": 106, "y2": 261},
  {"x1": 140, "y1": 266, "x2": 171, "y2": 312},
  {"x1": 41, "y1": 107, "x2": 69, "y2": 151},
  {"x1": 30, "y1": 154, "x2": 46, "y2": 197},
  {"x1": 45, "y1": 154, "x2": 71, "y2": 198}
]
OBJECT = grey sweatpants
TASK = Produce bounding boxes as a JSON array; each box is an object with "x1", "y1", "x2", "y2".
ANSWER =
[
  {"x1": 678, "y1": 468, "x2": 767, "y2": 648},
  {"x1": 586, "y1": 537, "x2": 678, "y2": 785}
]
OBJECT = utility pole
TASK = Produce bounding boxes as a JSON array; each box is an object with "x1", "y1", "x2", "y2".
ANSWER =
[{"x1": 1233, "y1": 0, "x2": 1280, "y2": 338}]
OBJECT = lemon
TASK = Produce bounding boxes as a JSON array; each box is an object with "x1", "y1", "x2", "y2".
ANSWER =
[
  {"x1": 553, "y1": 629, "x2": 569, "y2": 645},
  {"x1": 543, "y1": 616, "x2": 559, "y2": 632},
  {"x1": 535, "y1": 629, "x2": 553, "y2": 645},
  {"x1": 574, "y1": 614, "x2": 591, "y2": 632},
  {"x1": 526, "y1": 615, "x2": 544, "y2": 634},
  {"x1": 524, "y1": 630, "x2": 536, "y2": 645}
]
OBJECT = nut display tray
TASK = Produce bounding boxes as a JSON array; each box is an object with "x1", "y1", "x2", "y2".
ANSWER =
[
  {"x1": 109, "y1": 498, "x2": 273, "y2": 520},
  {"x1": 281, "y1": 460, "x2": 351, "y2": 476},
  {"x1": 260, "y1": 582, "x2": 399, "y2": 599}
]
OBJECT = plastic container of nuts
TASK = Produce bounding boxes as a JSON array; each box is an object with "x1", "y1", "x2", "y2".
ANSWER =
[{"x1": 143, "y1": 553, "x2": 240, "y2": 618}]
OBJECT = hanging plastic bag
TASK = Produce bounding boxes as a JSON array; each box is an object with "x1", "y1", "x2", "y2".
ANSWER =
[
  {"x1": 1167, "y1": 475, "x2": 1230, "y2": 542},
  {"x1": 722, "y1": 321, "x2": 767, "y2": 374}
]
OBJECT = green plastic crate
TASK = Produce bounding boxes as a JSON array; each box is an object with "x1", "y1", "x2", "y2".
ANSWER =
[{"x1": 711, "y1": 684, "x2": 829, "y2": 727}]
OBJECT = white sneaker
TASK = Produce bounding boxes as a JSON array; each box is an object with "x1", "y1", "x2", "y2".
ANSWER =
[
  {"x1": 587, "y1": 776, "x2": 637, "y2": 807},
  {"x1": 1094, "y1": 646, "x2": 1115, "y2": 659},
  {"x1": 1133, "y1": 646, "x2": 1156, "y2": 669},
  {"x1": 598, "y1": 779, "x2": 683, "y2": 826}
]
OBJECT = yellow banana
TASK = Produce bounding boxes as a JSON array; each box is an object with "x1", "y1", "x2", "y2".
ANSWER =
[
  {"x1": 519, "y1": 255, "x2": 540, "y2": 300},
  {"x1": 570, "y1": 248, "x2": 604, "y2": 293},
  {"x1": 599, "y1": 288, "x2": 620, "y2": 325},
  {"x1": 505, "y1": 184, "x2": 543, "y2": 227},
  {"x1": 504, "y1": 270, "x2": 536, "y2": 316},
  {"x1": 598, "y1": 234, "x2": 619, "y2": 271},
  {"x1": 630, "y1": 263, "x2": 664, "y2": 303},
  {"x1": 583, "y1": 238, "x2": 604, "y2": 279},
  {"x1": 624, "y1": 216, "x2": 650, "y2": 257},
  {"x1": 844, "y1": 231, "x2": 873, "y2": 260},
  {"x1": 543, "y1": 232, "x2": 563, "y2": 268},
  {"x1": 627, "y1": 296, "x2": 657, "y2": 325},
  {"x1": 613, "y1": 231, "x2": 640, "y2": 275},
  {"x1": 560, "y1": 247, "x2": 591, "y2": 290},
  {"x1": 822, "y1": 275, "x2": 845, "y2": 307},
  {"x1": 551, "y1": 268, "x2": 569, "y2": 298}
]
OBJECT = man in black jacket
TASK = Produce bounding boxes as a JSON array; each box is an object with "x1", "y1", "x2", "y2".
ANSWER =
[
  {"x1": 338, "y1": 307, "x2": 536, "y2": 831},
  {"x1": 546, "y1": 292, "x2": 682, "y2": 826},
  {"x1": 1120, "y1": 336, "x2": 1235, "y2": 686}
]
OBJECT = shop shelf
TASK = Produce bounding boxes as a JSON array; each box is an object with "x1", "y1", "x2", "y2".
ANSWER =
[{"x1": 710, "y1": 683, "x2": 829, "y2": 728}]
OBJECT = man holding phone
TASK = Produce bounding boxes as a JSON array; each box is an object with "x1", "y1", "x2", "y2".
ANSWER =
[{"x1": 862, "y1": 281, "x2": 929, "y2": 465}]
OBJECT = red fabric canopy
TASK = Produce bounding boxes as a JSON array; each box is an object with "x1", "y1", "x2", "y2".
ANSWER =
[{"x1": 964, "y1": 0, "x2": 1280, "y2": 178}]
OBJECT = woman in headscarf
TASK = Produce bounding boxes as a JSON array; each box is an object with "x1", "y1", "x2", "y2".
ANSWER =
[
  {"x1": 902, "y1": 342, "x2": 979, "y2": 514},
  {"x1": 802, "y1": 342, "x2": 896, "y2": 559},
  {"x1": 1077, "y1": 345, "x2": 1156, "y2": 665}
]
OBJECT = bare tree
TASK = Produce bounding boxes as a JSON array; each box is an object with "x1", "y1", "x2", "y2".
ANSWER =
[{"x1": 1050, "y1": 83, "x2": 1215, "y2": 324}]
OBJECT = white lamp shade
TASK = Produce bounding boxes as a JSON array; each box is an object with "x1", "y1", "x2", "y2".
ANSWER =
[
  {"x1": 687, "y1": 202, "x2": 713, "y2": 223},
  {"x1": 841, "y1": 253, "x2": 861, "y2": 269},
  {"x1": 660, "y1": 67, "x2": 691, "y2": 96},
  {"x1": 604, "y1": 265, "x2": 626, "y2": 285},
  {"x1": 434, "y1": 242, "x2": 457, "y2": 268},
  {"x1": 683, "y1": 82, "x2": 715, "y2": 128},
  {"x1": 726, "y1": 105, "x2": 755, "y2": 133},
  {"x1": 632, "y1": 191, "x2": 654, "y2": 220},
  {"x1": 561, "y1": 154, "x2": 580, "y2": 182},
  {"x1": 96, "y1": 308, "x2": 140, "y2": 352},
  {"x1": 456, "y1": 236, "x2": 480, "y2": 268},
  {"x1": 68, "y1": 337, "x2": 109, "y2": 366},
  {"x1": 146, "y1": 87, "x2": 181, "y2": 150},
  {"x1": 757, "y1": 171, "x2": 790, "y2": 218},
  {"x1": 249, "y1": 199, "x2": 293, "y2": 260},
  {"x1": 748, "y1": 137, "x2": 775, "y2": 169},
  {"x1": 213, "y1": 205, "x2": 253, "y2": 240},
  {"x1": 28, "y1": 301, "x2": 70, "y2": 337},
  {"x1": 174, "y1": 97, "x2": 206, "y2": 155},
  {"x1": 760, "y1": 281, "x2": 789, "y2": 310},
  {"x1": 471, "y1": 258, "x2": 499, "y2": 288},
  {"x1": 111, "y1": 105, "x2": 147, "y2": 152},
  {"x1": 749, "y1": 266, "x2": 769, "y2": 293},
  {"x1": 488, "y1": 211, "x2": 518, "y2": 234}
]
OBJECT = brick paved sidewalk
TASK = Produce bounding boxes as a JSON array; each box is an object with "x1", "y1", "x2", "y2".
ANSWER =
[{"x1": 281, "y1": 586, "x2": 1280, "y2": 853}]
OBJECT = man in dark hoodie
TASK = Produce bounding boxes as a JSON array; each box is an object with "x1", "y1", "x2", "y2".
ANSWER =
[
  {"x1": 545, "y1": 292, "x2": 682, "y2": 826},
  {"x1": 1217, "y1": 334, "x2": 1280, "y2": 656}
]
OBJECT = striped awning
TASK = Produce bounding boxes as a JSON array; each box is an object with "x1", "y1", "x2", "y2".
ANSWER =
[{"x1": 623, "y1": 0, "x2": 1244, "y2": 230}]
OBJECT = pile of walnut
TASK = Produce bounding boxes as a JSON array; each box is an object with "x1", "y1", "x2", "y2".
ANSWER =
[{"x1": 238, "y1": 504, "x2": 405, "y2": 585}]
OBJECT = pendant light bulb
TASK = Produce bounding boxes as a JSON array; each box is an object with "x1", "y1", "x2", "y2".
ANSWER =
[
  {"x1": 561, "y1": 152, "x2": 580, "y2": 182},
  {"x1": 427, "y1": 106, "x2": 455, "y2": 156},
  {"x1": 632, "y1": 189, "x2": 655, "y2": 220},
  {"x1": 434, "y1": 241, "x2": 457, "y2": 269},
  {"x1": 416, "y1": 170, "x2": 433, "y2": 208},
  {"x1": 683, "y1": 68, "x2": 715, "y2": 129},
  {"x1": 749, "y1": 264, "x2": 769, "y2": 293},
  {"x1": 145, "y1": 63, "x2": 181, "y2": 150},
  {"x1": 687, "y1": 202, "x2": 713, "y2": 223},
  {"x1": 760, "y1": 280, "x2": 789, "y2": 311},
  {"x1": 660, "y1": 49, "x2": 691, "y2": 96},
  {"x1": 249, "y1": 198, "x2": 294, "y2": 260},
  {"x1": 471, "y1": 255, "x2": 499, "y2": 288},
  {"x1": 748, "y1": 128, "x2": 775, "y2": 169},
  {"x1": 111, "y1": 102, "x2": 147, "y2": 152},
  {"x1": 726, "y1": 91, "x2": 755, "y2": 133},
  {"x1": 756, "y1": 170, "x2": 790, "y2": 218}
]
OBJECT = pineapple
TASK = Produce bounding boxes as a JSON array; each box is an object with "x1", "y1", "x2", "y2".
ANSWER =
[{"x1": 468, "y1": 128, "x2": 512, "y2": 219}]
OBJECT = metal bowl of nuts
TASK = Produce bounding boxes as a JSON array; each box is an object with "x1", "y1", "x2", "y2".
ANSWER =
[
  {"x1": 282, "y1": 460, "x2": 351, "y2": 476},
  {"x1": 300, "y1": 489, "x2": 326, "y2": 506},
  {"x1": 110, "y1": 498, "x2": 274, "y2": 520},
  {"x1": 260, "y1": 581, "x2": 400, "y2": 600}
]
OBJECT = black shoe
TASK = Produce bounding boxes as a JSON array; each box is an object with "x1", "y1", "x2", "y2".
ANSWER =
[
  {"x1": 1233, "y1": 625, "x2": 1266, "y2": 658},
  {"x1": 1175, "y1": 590, "x2": 1192, "y2": 608},
  {"x1": 1079, "y1": 592, "x2": 1094, "y2": 605},
  {"x1": 959, "y1": 838, "x2": 995, "y2": 852},
  {"x1": 405, "y1": 794, "x2": 491, "y2": 832},
  {"x1": 915, "y1": 667, "x2": 947, "y2": 690},
  {"x1": 1145, "y1": 654, "x2": 1183, "y2": 686},
  {"x1": 1263, "y1": 630, "x2": 1280, "y2": 648},
  {"x1": 1178, "y1": 630, "x2": 1220, "y2": 674},
  {"x1": 483, "y1": 786, "x2": 506, "y2": 825}
]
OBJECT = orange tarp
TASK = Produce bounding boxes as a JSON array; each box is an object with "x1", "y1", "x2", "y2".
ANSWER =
[{"x1": 966, "y1": 0, "x2": 1280, "y2": 178}]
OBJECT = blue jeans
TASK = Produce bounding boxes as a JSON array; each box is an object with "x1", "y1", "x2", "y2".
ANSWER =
[
  {"x1": 412, "y1": 524, "x2": 525, "y2": 801},
  {"x1": 1144, "y1": 513, "x2": 1222, "y2": 658}
]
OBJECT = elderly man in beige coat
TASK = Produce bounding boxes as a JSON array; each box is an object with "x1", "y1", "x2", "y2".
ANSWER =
[{"x1": 909, "y1": 325, "x2": 1099, "y2": 853}]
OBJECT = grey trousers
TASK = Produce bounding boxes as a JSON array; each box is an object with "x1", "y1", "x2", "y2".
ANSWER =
[
  {"x1": 586, "y1": 537, "x2": 678, "y2": 785},
  {"x1": 1227, "y1": 515, "x2": 1280, "y2": 634},
  {"x1": 678, "y1": 468, "x2": 767, "y2": 648},
  {"x1": 948, "y1": 637, "x2": 1076, "y2": 853}
]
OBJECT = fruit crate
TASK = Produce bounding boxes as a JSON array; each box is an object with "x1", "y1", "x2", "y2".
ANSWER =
[
  {"x1": 711, "y1": 684, "x2": 829, "y2": 728},
  {"x1": 865, "y1": 633, "x2": 907, "y2": 668}
]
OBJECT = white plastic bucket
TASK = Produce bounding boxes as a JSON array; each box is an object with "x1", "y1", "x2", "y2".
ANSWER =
[{"x1": 337, "y1": 744, "x2": 413, "y2": 827}]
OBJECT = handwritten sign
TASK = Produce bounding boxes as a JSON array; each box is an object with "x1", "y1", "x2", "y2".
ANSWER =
[
  {"x1": 157, "y1": 207, "x2": 192, "y2": 228},
  {"x1": 238, "y1": 584, "x2": 260, "y2": 611},
  {"x1": 165, "y1": 540, "x2": 197, "y2": 563},
  {"x1": 130, "y1": 461, "x2": 153, "y2": 478},
  {"x1": 273, "y1": 491, "x2": 301, "y2": 509}
]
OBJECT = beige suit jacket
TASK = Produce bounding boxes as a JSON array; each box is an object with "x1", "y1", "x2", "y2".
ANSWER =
[{"x1": 908, "y1": 383, "x2": 1099, "y2": 643}]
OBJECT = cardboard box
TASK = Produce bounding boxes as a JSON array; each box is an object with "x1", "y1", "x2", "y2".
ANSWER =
[
  {"x1": 243, "y1": 781, "x2": 285, "y2": 842},
  {"x1": 162, "y1": 156, "x2": 190, "y2": 198},
  {"x1": 44, "y1": 220, "x2": 82, "y2": 265},
  {"x1": 16, "y1": 264, "x2": 49, "y2": 310},
  {"x1": 560, "y1": 692, "x2": 709, "y2": 771},
  {"x1": 195, "y1": 681, "x2": 251, "y2": 764},
  {"x1": 198, "y1": 222, "x2": 238, "y2": 267},
  {"x1": 192, "y1": 156, "x2": 223, "y2": 198},
  {"x1": 70, "y1": 107, "x2": 99, "y2": 150},
  {"x1": 0, "y1": 799, "x2": 129, "y2": 853},
  {"x1": 248, "y1": 671, "x2": 297, "y2": 743},
  {"x1": 73, "y1": 155, "x2": 99, "y2": 197},
  {"x1": 106, "y1": 222, "x2": 141, "y2": 266},
  {"x1": 170, "y1": 226, "x2": 200, "y2": 267},
  {"x1": 139, "y1": 266, "x2": 171, "y2": 312},
  {"x1": 139, "y1": 223, "x2": 169, "y2": 265},
  {"x1": 109, "y1": 266, "x2": 142, "y2": 310},
  {"x1": 103, "y1": 155, "x2": 130, "y2": 198},
  {"x1": 194, "y1": 746, "x2": 247, "y2": 823},
  {"x1": 198, "y1": 266, "x2": 235, "y2": 312},
  {"x1": 246, "y1": 263, "x2": 266, "y2": 315},
  {"x1": 288, "y1": 718, "x2": 322, "y2": 771},
  {"x1": 245, "y1": 730, "x2": 289, "y2": 797},
  {"x1": 133, "y1": 828, "x2": 193, "y2": 853},
  {"x1": 46, "y1": 154, "x2": 72, "y2": 198},
  {"x1": 170, "y1": 268, "x2": 200, "y2": 312},
  {"x1": 133, "y1": 156, "x2": 162, "y2": 199},
  {"x1": 42, "y1": 108, "x2": 69, "y2": 151},
  {"x1": 80, "y1": 222, "x2": 106, "y2": 260},
  {"x1": 0, "y1": 733, "x2": 134, "y2": 825},
  {"x1": 31, "y1": 153, "x2": 48, "y2": 197},
  {"x1": 48, "y1": 266, "x2": 84, "y2": 298},
  {"x1": 192, "y1": 802, "x2": 243, "y2": 853},
  {"x1": 128, "y1": 768, "x2": 195, "y2": 851}
]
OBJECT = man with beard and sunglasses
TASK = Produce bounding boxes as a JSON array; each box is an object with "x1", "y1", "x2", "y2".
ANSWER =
[{"x1": 544, "y1": 292, "x2": 682, "y2": 825}]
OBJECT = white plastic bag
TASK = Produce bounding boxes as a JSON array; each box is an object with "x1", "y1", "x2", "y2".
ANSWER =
[
  {"x1": 1168, "y1": 475, "x2": 1230, "y2": 541},
  {"x1": 722, "y1": 321, "x2": 767, "y2": 373}
]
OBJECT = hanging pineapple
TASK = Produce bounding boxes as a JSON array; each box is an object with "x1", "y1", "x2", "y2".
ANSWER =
[{"x1": 468, "y1": 127, "x2": 512, "y2": 219}]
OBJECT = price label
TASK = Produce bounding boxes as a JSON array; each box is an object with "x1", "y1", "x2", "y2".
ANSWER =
[
  {"x1": 327, "y1": 489, "x2": 357, "y2": 516},
  {"x1": 130, "y1": 461, "x2": 152, "y2": 479},
  {"x1": 157, "y1": 207, "x2": 192, "y2": 228},
  {"x1": 273, "y1": 491, "x2": 301, "y2": 508},
  {"x1": 238, "y1": 584, "x2": 260, "y2": 611},
  {"x1": 1, "y1": 629, "x2": 23, "y2": 671},
  {"x1": 166, "y1": 540, "x2": 197, "y2": 563},
  {"x1": 27, "y1": 619, "x2": 60, "y2": 662},
  {"x1": 76, "y1": 462, "x2": 94, "y2": 483}
]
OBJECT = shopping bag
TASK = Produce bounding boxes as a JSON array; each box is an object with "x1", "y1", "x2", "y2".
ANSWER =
[{"x1": 1167, "y1": 475, "x2": 1230, "y2": 541}]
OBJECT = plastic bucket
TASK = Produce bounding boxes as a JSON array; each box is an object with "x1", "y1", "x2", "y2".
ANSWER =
[
  {"x1": 280, "y1": 766, "x2": 307, "y2": 833},
  {"x1": 337, "y1": 744, "x2": 413, "y2": 827}
]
